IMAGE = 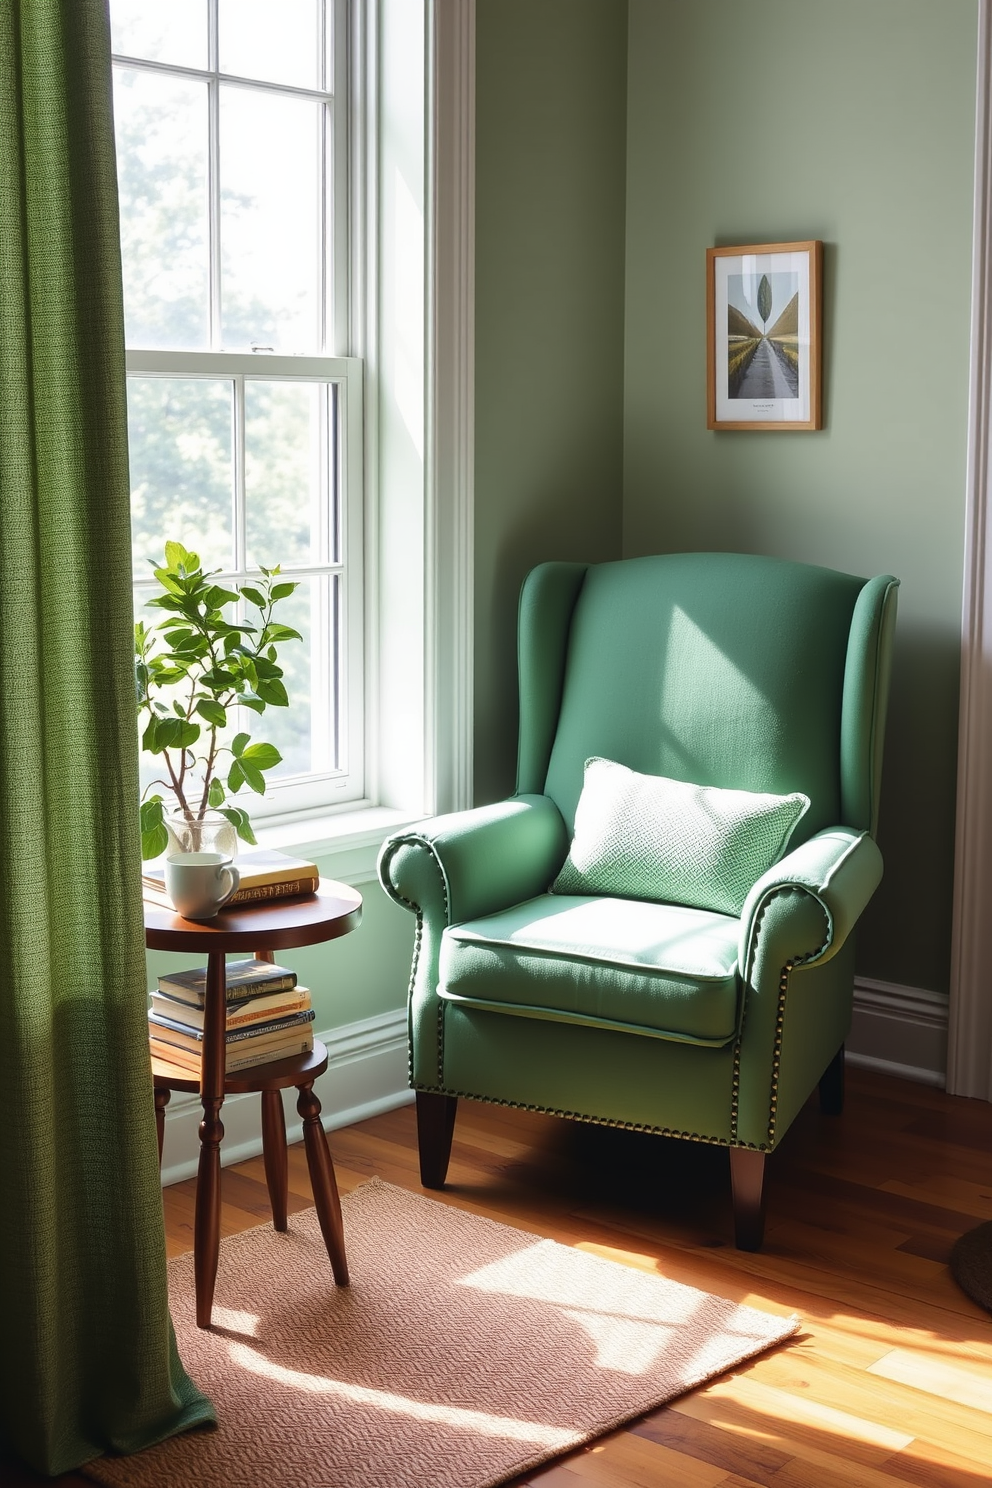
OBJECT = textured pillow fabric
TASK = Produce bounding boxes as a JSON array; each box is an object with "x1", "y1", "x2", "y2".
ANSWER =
[{"x1": 551, "y1": 758, "x2": 810, "y2": 917}]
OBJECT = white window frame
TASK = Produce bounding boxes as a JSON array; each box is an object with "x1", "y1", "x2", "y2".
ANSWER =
[
  {"x1": 113, "y1": 0, "x2": 366, "y2": 822},
  {"x1": 126, "y1": 348, "x2": 365, "y2": 817},
  {"x1": 114, "y1": 0, "x2": 476, "y2": 875}
]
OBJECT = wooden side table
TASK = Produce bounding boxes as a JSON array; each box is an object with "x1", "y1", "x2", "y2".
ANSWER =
[{"x1": 145, "y1": 880, "x2": 363, "y2": 1328}]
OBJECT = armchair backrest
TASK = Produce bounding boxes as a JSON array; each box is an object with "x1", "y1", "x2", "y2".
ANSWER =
[{"x1": 516, "y1": 553, "x2": 898, "y2": 845}]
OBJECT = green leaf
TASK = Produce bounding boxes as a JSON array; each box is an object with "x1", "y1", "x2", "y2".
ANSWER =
[
  {"x1": 231, "y1": 732, "x2": 251, "y2": 758},
  {"x1": 238, "y1": 692, "x2": 265, "y2": 715},
  {"x1": 270, "y1": 581, "x2": 297, "y2": 601},
  {"x1": 139, "y1": 797, "x2": 168, "y2": 860},
  {"x1": 151, "y1": 567, "x2": 184, "y2": 596},
  {"x1": 218, "y1": 805, "x2": 257, "y2": 846},
  {"x1": 257, "y1": 677, "x2": 288, "y2": 706},
  {"x1": 141, "y1": 821, "x2": 170, "y2": 860},
  {"x1": 240, "y1": 586, "x2": 267, "y2": 609},
  {"x1": 227, "y1": 759, "x2": 245, "y2": 794},
  {"x1": 196, "y1": 698, "x2": 227, "y2": 728},
  {"x1": 142, "y1": 715, "x2": 165, "y2": 753},
  {"x1": 241, "y1": 741, "x2": 281, "y2": 771},
  {"x1": 203, "y1": 584, "x2": 240, "y2": 610},
  {"x1": 155, "y1": 716, "x2": 200, "y2": 751},
  {"x1": 139, "y1": 797, "x2": 164, "y2": 830},
  {"x1": 239, "y1": 759, "x2": 266, "y2": 794},
  {"x1": 164, "y1": 540, "x2": 194, "y2": 571},
  {"x1": 208, "y1": 776, "x2": 226, "y2": 807},
  {"x1": 261, "y1": 623, "x2": 303, "y2": 644}
]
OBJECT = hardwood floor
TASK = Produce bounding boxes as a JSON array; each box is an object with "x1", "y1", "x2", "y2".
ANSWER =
[{"x1": 3, "y1": 1065, "x2": 991, "y2": 1486}]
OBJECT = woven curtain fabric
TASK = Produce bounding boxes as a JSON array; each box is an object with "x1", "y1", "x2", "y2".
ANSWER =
[{"x1": 0, "y1": 1, "x2": 214, "y2": 1473}]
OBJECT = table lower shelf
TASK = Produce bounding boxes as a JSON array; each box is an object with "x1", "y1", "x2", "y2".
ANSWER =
[{"x1": 151, "y1": 1039, "x2": 330, "y2": 1094}]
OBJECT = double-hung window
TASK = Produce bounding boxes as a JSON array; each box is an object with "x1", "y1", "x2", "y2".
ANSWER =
[{"x1": 110, "y1": 0, "x2": 363, "y2": 821}]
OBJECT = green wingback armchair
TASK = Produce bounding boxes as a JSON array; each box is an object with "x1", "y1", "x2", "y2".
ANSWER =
[{"x1": 378, "y1": 553, "x2": 898, "y2": 1248}]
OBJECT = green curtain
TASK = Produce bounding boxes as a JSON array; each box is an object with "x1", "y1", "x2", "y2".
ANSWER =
[{"x1": 0, "y1": 1, "x2": 214, "y2": 1474}]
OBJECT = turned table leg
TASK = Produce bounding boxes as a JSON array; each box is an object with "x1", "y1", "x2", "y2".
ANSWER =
[
  {"x1": 261, "y1": 1089, "x2": 289, "y2": 1231},
  {"x1": 154, "y1": 1086, "x2": 171, "y2": 1167},
  {"x1": 298, "y1": 1082, "x2": 349, "y2": 1285},
  {"x1": 194, "y1": 949, "x2": 228, "y2": 1328}
]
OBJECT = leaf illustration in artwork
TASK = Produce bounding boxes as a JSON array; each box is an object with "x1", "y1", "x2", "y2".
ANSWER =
[{"x1": 757, "y1": 274, "x2": 773, "y2": 329}]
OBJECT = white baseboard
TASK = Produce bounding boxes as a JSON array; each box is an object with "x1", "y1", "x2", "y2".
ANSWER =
[
  {"x1": 159, "y1": 1007, "x2": 414, "y2": 1187},
  {"x1": 847, "y1": 977, "x2": 949, "y2": 1088}
]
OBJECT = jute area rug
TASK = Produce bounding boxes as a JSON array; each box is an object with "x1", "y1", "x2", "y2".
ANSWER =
[{"x1": 84, "y1": 1179, "x2": 798, "y2": 1488}]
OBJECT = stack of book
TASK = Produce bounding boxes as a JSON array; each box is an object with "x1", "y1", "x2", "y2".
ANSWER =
[
  {"x1": 148, "y1": 957, "x2": 315, "y2": 1074},
  {"x1": 143, "y1": 848, "x2": 320, "y2": 911}
]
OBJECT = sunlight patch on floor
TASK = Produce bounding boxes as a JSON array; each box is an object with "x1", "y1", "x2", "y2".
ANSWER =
[
  {"x1": 868, "y1": 1348, "x2": 992, "y2": 1415},
  {"x1": 225, "y1": 1342, "x2": 583, "y2": 1450}
]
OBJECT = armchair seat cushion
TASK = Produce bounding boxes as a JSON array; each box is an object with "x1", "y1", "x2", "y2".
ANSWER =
[{"x1": 438, "y1": 894, "x2": 741, "y2": 1044}]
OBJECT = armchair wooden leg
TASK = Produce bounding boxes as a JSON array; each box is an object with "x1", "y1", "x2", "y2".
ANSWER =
[
  {"x1": 730, "y1": 1147, "x2": 766, "y2": 1251},
  {"x1": 417, "y1": 1091, "x2": 457, "y2": 1188},
  {"x1": 819, "y1": 1043, "x2": 846, "y2": 1115}
]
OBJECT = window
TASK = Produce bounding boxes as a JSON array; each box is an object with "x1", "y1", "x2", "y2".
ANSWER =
[{"x1": 110, "y1": 0, "x2": 363, "y2": 821}]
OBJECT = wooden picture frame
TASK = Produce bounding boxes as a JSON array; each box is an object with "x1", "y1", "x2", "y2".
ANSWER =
[{"x1": 706, "y1": 240, "x2": 822, "y2": 430}]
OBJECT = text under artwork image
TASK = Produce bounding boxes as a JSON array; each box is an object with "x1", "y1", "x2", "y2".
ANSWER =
[{"x1": 707, "y1": 242, "x2": 822, "y2": 430}]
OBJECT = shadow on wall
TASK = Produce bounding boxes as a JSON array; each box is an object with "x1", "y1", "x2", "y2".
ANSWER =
[
  {"x1": 860, "y1": 619, "x2": 960, "y2": 992},
  {"x1": 474, "y1": 502, "x2": 620, "y2": 807}
]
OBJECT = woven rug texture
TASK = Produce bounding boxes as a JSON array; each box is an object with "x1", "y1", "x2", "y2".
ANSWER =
[{"x1": 83, "y1": 1178, "x2": 798, "y2": 1488}]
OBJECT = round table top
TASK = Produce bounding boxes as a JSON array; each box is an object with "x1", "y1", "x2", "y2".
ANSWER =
[{"x1": 144, "y1": 877, "x2": 363, "y2": 953}]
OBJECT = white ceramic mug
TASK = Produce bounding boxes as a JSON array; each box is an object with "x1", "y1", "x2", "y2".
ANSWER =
[{"x1": 165, "y1": 852, "x2": 241, "y2": 920}]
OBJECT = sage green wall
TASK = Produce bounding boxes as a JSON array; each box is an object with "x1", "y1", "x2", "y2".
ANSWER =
[
  {"x1": 623, "y1": 0, "x2": 977, "y2": 992},
  {"x1": 473, "y1": 0, "x2": 628, "y2": 805}
]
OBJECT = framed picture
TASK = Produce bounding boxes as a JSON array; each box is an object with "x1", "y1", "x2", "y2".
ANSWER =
[{"x1": 706, "y1": 240, "x2": 822, "y2": 430}]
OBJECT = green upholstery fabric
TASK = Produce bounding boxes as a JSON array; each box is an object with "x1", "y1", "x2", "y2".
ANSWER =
[
  {"x1": 379, "y1": 552, "x2": 898, "y2": 1180},
  {"x1": 441, "y1": 895, "x2": 740, "y2": 1042},
  {"x1": 541, "y1": 554, "x2": 872, "y2": 840},
  {"x1": 551, "y1": 757, "x2": 809, "y2": 914}
]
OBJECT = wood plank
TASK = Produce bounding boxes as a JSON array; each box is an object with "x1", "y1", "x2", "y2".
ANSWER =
[{"x1": 867, "y1": 1346, "x2": 992, "y2": 1415}]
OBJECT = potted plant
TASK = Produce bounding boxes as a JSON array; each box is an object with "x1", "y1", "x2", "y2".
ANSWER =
[{"x1": 136, "y1": 541, "x2": 301, "y2": 860}]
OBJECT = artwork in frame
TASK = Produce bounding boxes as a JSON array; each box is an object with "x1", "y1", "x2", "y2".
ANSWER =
[{"x1": 706, "y1": 240, "x2": 822, "y2": 431}]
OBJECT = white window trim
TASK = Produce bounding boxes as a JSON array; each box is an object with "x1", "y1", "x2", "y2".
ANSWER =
[
  {"x1": 252, "y1": 0, "x2": 474, "y2": 883},
  {"x1": 950, "y1": 0, "x2": 992, "y2": 1101}
]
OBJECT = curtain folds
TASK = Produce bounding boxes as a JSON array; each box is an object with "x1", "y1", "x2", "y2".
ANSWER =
[{"x1": 0, "y1": 1, "x2": 214, "y2": 1473}]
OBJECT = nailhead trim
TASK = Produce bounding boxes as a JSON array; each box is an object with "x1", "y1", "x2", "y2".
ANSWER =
[
  {"x1": 379, "y1": 837, "x2": 450, "y2": 1090},
  {"x1": 736, "y1": 885, "x2": 830, "y2": 1149},
  {"x1": 412, "y1": 1084, "x2": 733, "y2": 1145}
]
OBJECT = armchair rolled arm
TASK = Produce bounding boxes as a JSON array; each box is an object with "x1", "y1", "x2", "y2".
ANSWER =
[
  {"x1": 738, "y1": 827, "x2": 883, "y2": 971},
  {"x1": 378, "y1": 793, "x2": 568, "y2": 927}
]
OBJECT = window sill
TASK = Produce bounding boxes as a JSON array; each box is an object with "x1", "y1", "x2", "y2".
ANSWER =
[{"x1": 251, "y1": 803, "x2": 426, "y2": 886}]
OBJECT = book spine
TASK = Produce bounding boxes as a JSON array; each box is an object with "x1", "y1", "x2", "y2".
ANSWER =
[
  {"x1": 157, "y1": 972, "x2": 298, "y2": 1003},
  {"x1": 150, "y1": 1034, "x2": 313, "y2": 1073},
  {"x1": 148, "y1": 993, "x2": 311, "y2": 1032},
  {"x1": 149, "y1": 1009, "x2": 315, "y2": 1046},
  {"x1": 226, "y1": 878, "x2": 319, "y2": 906}
]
